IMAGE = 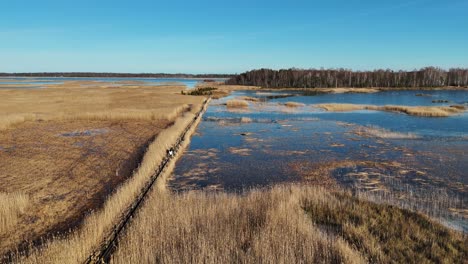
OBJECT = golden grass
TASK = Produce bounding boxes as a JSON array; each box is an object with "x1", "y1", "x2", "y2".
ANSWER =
[
  {"x1": 226, "y1": 99, "x2": 249, "y2": 108},
  {"x1": 0, "y1": 84, "x2": 202, "y2": 130},
  {"x1": 317, "y1": 103, "x2": 467, "y2": 117},
  {"x1": 284, "y1": 101, "x2": 305, "y2": 107},
  {"x1": 1, "y1": 82, "x2": 206, "y2": 262},
  {"x1": 11, "y1": 100, "x2": 207, "y2": 263},
  {"x1": 111, "y1": 185, "x2": 467, "y2": 264},
  {"x1": 317, "y1": 103, "x2": 366, "y2": 112},
  {"x1": 378, "y1": 105, "x2": 466, "y2": 117},
  {"x1": 0, "y1": 193, "x2": 29, "y2": 234},
  {"x1": 315, "y1": 88, "x2": 380, "y2": 94},
  {"x1": 0, "y1": 119, "x2": 170, "y2": 257}
]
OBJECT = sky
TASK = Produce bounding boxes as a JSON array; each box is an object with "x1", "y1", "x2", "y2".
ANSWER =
[{"x1": 0, "y1": 0, "x2": 467, "y2": 73}]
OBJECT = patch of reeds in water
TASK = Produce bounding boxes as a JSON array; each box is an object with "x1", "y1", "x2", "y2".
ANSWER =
[
  {"x1": 226, "y1": 99, "x2": 249, "y2": 108},
  {"x1": 317, "y1": 103, "x2": 466, "y2": 117}
]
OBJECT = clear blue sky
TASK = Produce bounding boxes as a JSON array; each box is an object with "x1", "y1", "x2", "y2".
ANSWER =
[{"x1": 1, "y1": 0, "x2": 467, "y2": 73}]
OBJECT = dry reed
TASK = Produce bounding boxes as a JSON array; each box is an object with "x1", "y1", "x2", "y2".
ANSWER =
[
  {"x1": 226, "y1": 99, "x2": 249, "y2": 108},
  {"x1": 284, "y1": 102, "x2": 305, "y2": 107},
  {"x1": 0, "y1": 193, "x2": 29, "y2": 235},
  {"x1": 0, "y1": 85, "x2": 202, "y2": 130},
  {"x1": 317, "y1": 103, "x2": 467, "y2": 117},
  {"x1": 11, "y1": 97, "x2": 207, "y2": 263},
  {"x1": 111, "y1": 185, "x2": 467, "y2": 264}
]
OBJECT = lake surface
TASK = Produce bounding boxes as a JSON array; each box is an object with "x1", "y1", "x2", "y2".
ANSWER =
[
  {"x1": 170, "y1": 90, "x2": 468, "y2": 231},
  {"x1": 0, "y1": 77, "x2": 226, "y2": 89}
]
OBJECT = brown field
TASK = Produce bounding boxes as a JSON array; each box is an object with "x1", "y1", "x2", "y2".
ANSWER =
[
  {"x1": 111, "y1": 185, "x2": 467, "y2": 264},
  {"x1": 0, "y1": 83, "x2": 196, "y2": 130},
  {"x1": 317, "y1": 103, "x2": 466, "y2": 117},
  {"x1": 0, "y1": 119, "x2": 169, "y2": 256},
  {"x1": 12, "y1": 99, "x2": 206, "y2": 264},
  {"x1": 0, "y1": 83, "x2": 205, "y2": 261}
]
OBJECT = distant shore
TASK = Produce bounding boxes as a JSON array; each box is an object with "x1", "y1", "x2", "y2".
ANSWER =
[{"x1": 0, "y1": 73, "x2": 233, "y2": 78}]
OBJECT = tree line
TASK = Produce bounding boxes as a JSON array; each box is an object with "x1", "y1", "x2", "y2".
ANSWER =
[
  {"x1": 226, "y1": 67, "x2": 468, "y2": 88},
  {"x1": 0, "y1": 72, "x2": 233, "y2": 78}
]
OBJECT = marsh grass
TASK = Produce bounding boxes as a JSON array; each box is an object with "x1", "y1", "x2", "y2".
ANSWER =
[
  {"x1": 354, "y1": 126, "x2": 420, "y2": 139},
  {"x1": 0, "y1": 85, "x2": 202, "y2": 130},
  {"x1": 237, "y1": 96, "x2": 260, "y2": 102},
  {"x1": 111, "y1": 185, "x2": 467, "y2": 264},
  {"x1": 317, "y1": 103, "x2": 467, "y2": 117},
  {"x1": 226, "y1": 99, "x2": 249, "y2": 108},
  {"x1": 284, "y1": 102, "x2": 305, "y2": 107},
  {"x1": 8, "y1": 91, "x2": 206, "y2": 263},
  {"x1": 0, "y1": 193, "x2": 29, "y2": 234},
  {"x1": 12, "y1": 108, "x2": 203, "y2": 263}
]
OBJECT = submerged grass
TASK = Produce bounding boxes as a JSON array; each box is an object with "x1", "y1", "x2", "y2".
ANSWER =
[{"x1": 354, "y1": 126, "x2": 420, "y2": 139}]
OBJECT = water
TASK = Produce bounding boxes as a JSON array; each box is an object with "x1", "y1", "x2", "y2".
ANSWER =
[
  {"x1": 170, "y1": 89, "x2": 468, "y2": 231},
  {"x1": 0, "y1": 77, "x2": 227, "y2": 89}
]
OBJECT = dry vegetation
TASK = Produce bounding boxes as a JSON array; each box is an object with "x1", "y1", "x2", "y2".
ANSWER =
[
  {"x1": 111, "y1": 185, "x2": 467, "y2": 264},
  {"x1": 283, "y1": 101, "x2": 305, "y2": 107},
  {"x1": 0, "y1": 193, "x2": 29, "y2": 235},
  {"x1": 0, "y1": 84, "x2": 200, "y2": 130},
  {"x1": 0, "y1": 83, "x2": 206, "y2": 262},
  {"x1": 0, "y1": 119, "x2": 170, "y2": 257},
  {"x1": 226, "y1": 99, "x2": 250, "y2": 108},
  {"x1": 317, "y1": 103, "x2": 467, "y2": 117},
  {"x1": 11, "y1": 104, "x2": 206, "y2": 263}
]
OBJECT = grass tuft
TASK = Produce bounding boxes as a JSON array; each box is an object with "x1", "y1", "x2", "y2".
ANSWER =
[{"x1": 226, "y1": 99, "x2": 249, "y2": 108}]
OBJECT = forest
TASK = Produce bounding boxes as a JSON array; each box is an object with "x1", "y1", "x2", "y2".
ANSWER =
[
  {"x1": 0, "y1": 72, "x2": 232, "y2": 78},
  {"x1": 226, "y1": 67, "x2": 468, "y2": 88}
]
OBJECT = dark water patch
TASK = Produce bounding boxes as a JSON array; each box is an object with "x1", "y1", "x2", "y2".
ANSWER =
[{"x1": 60, "y1": 128, "x2": 109, "y2": 137}]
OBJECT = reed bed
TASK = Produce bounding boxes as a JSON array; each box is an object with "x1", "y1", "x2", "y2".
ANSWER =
[
  {"x1": 317, "y1": 103, "x2": 466, "y2": 117},
  {"x1": 0, "y1": 85, "x2": 202, "y2": 130},
  {"x1": 111, "y1": 185, "x2": 467, "y2": 264},
  {"x1": 12, "y1": 106, "x2": 204, "y2": 263},
  {"x1": 226, "y1": 99, "x2": 249, "y2": 108},
  {"x1": 0, "y1": 193, "x2": 29, "y2": 235},
  {"x1": 8, "y1": 90, "x2": 206, "y2": 263},
  {"x1": 317, "y1": 103, "x2": 366, "y2": 112}
]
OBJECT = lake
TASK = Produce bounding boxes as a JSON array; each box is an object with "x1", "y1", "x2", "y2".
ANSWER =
[
  {"x1": 0, "y1": 77, "x2": 226, "y2": 89},
  {"x1": 170, "y1": 89, "x2": 468, "y2": 231}
]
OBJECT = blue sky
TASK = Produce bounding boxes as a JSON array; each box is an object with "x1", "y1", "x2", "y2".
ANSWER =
[{"x1": 1, "y1": 0, "x2": 467, "y2": 73}]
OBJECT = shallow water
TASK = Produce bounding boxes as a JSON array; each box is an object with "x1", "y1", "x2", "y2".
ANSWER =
[
  {"x1": 0, "y1": 77, "x2": 226, "y2": 89},
  {"x1": 170, "y1": 89, "x2": 468, "y2": 231}
]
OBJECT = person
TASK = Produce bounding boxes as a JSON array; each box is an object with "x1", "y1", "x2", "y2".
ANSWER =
[{"x1": 168, "y1": 148, "x2": 174, "y2": 157}]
